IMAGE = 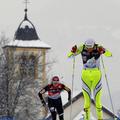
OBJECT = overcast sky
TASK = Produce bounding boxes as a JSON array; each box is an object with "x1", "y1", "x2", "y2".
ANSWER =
[{"x1": 0, "y1": 0, "x2": 120, "y2": 114}]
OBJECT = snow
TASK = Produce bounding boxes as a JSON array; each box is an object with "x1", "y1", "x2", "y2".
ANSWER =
[
  {"x1": 7, "y1": 40, "x2": 51, "y2": 49},
  {"x1": 61, "y1": 90, "x2": 80, "y2": 105},
  {"x1": 73, "y1": 111, "x2": 97, "y2": 120},
  {"x1": 20, "y1": 21, "x2": 33, "y2": 28},
  {"x1": 73, "y1": 111, "x2": 84, "y2": 120},
  {"x1": 61, "y1": 91, "x2": 97, "y2": 120}
]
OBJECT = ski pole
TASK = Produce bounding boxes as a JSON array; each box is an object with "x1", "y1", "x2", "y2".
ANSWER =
[
  {"x1": 101, "y1": 56, "x2": 116, "y2": 119},
  {"x1": 70, "y1": 56, "x2": 75, "y2": 120}
]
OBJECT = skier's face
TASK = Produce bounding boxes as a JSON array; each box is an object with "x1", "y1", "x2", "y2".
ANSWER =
[
  {"x1": 87, "y1": 47, "x2": 94, "y2": 52},
  {"x1": 52, "y1": 80, "x2": 59, "y2": 85},
  {"x1": 85, "y1": 45, "x2": 95, "y2": 52}
]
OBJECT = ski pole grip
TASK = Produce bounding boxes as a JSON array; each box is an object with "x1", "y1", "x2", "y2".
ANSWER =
[
  {"x1": 38, "y1": 92, "x2": 46, "y2": 106},
  {"x1": 38, "y1": 92, "x2": 43, "y2": 100},
  {"x1": 71, "y1": 45, "x2": 77, "y2": 53},
  {"x1": 68, "y1": 90, "x2": 71, "y2": 101}
]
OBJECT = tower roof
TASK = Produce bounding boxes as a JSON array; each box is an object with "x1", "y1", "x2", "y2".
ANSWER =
[
  {"x1": 3, "y1": 1, "x2": 51, "y2": 49},
  {"x1": 14, "y1": 8, "x2": 39, "y2": 40}
]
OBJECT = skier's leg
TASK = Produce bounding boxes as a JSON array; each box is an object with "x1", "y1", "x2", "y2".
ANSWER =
[
  {"x1": 95, "y1": 89, "x2": 103, "y2": 120},
  {"x1": 59, "y1": 113, "x2": 64, "y2": 120},
  {"x1": 82, "y1": 89, "x2": 91, "y2": 120},
  {"x1": 56, "y1": 97, "x2": 64, "y2": 120},
  {"x1": 48, "y1": 98, "x2": 57, "y2": 120},
  {"x1": 49, "y1": 107, "x2": 57, "y2": 120},
  {"x1": 92, "y1": 69, "x2": 103, "y2": 120},
  {"x1": 82, "y1": 69, "x2": 92, "y2": 120}
]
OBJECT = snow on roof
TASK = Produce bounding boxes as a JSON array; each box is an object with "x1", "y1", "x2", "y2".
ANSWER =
[
  {"x1": 6, "y1": 40, "x2": 51, "y2": 49},
  {"x1": 61, "y1": 90, "x2": 80, "y2": 105},
  {"x1": 73, "y1": 111, "x2": 97, "y2": 120},
  {"x1": 20, "y1": 20, "x2": 33, "y2": 28},
  {"x1": 73, "y1": 111, "x2": 84, "y2": 120}
]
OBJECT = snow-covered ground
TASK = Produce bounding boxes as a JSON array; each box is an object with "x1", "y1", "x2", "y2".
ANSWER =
[
  {"x1": 73, "y1": 111, "x2": 97, "y2": 120},
  {"x1": 61, "y1": 91, "x2": 97, "y2": 120},
  {"x1": 61, "y1": 90, "x2": 80, "y2": 105}
]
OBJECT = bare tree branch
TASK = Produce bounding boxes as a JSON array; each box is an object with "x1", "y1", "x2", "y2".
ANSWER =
[{"x1": 0, "y1": 33, "x2": 54, "y2": 120}]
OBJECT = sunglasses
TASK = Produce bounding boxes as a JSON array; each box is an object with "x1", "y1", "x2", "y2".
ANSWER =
[{"x1": 52, "y1": 81, "x2": 59, "y2": 84}]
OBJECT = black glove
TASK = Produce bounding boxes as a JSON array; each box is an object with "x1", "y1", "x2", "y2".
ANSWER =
[
  {"x1": 41, "y1": 99, "x2": 46, "y2": 106},
  {"x1": 68, "y1": 91, "x2": 71, "y2": 101},
  {"x1": 68, "y1": 96, "x2": 71, "y2": 101},
  {"x1": 38, "y1": 92, "x2": 46, "y2": 106}
]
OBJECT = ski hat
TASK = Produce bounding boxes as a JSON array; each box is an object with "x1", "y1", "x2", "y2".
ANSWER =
[
  {"x1": 52, "y1": 76, "x2": 59, "y2": 81},
  {"x1": 84, "y1": 39, "x2": 95, "y2": 48}
]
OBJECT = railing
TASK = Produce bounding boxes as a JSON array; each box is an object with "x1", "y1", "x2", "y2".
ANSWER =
[{"x1": 0, "y1": 116, "x2": 14, "y2": 120}]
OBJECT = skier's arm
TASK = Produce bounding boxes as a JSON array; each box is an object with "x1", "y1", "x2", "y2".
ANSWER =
[
  {"x1": 104, "y1": 50, "x2": 112, "y2": 57},
  {"x1": 68, "y1": 44, "x2": 83, "y2": 58},
  {"x1": 63, "y1": 85, "x2": 71, "y2": 101},
  {"x1": 38, "y1": 85, "x2": 48, "y2": 106},
  {"x1": 97, "y1": 45, "x2": 112, "y2": 57}
]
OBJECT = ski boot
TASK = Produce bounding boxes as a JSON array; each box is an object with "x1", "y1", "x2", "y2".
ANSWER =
[{"x1": 83, "y1": 108, "x2": 90, "y2": 120}]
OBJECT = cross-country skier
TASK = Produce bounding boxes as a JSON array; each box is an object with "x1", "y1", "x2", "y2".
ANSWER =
[
  {"x1": 38, "y1": 76, "x2": 71, "y2": 120},
  {"x1": 68, "y1": 39, "x2": 112, "y2": 120}
]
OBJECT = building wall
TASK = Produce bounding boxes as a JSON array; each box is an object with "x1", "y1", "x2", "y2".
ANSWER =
[
  {"x1": 4, "y1": 47, "x2": 47, "y2": 80},
  {"x1": 3, "y1": 46, "x2": 48, "y2": 120}
]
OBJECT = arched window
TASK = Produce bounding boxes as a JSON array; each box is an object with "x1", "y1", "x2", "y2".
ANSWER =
[
  {"x1": 19, "y1": 54, "x2": 28, "y2": 78},
  {"x1": 28, "y1": 54, "x2": 36, "y2": 77},
  {"x1": 19, "y1": 53, "x2": 37, "y2": 79}
]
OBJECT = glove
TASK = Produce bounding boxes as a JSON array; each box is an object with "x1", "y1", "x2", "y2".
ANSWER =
[
  {"x1": 68, "y1": 96, "x2": 71, "y2": 101},
  {"x1": 71, "y1": 45, "x2": 77, "y2": 53},
  {"x1": 97, "y1": 46, "x2": 105, "y2": 54},
  {"x1": 68, "y1": 52, "x2": 74, "y2": 58},
  {"x1": 68, "y1": 91, "x2": 71, "y2": 101},
  {"x1": 41, "y1": 99, "x2": 46, "y2": 106},
  {"x1": 38, "y1": 92, "x2": 46, "y2": 106}
]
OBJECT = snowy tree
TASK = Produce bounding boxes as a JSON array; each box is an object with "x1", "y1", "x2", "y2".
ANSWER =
[
  {"x1": 0, "y1": 33, "x2": 53, "y2": 120},
  {"x1": 0, "y1": 32, "x2": 10, "y2": 116}
]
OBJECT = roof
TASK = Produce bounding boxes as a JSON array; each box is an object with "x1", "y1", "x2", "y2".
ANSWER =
[
  {"x1": 3, "y1": 9, "x2": 51, "y2": 49},
  {"x1": 14, "y1": 9, "x2": 39, "y2": 41},
  {"x1": 74, "y1": 111, "x2": 96, "y2": 120},
  {"x1": 4, "y1": 40, "x2": 51, "y2": 49}
]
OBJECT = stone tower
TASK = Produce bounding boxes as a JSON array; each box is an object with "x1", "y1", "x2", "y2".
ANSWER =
[{"x1": 3, "y1": 3, "x2": 51, "y2": 120}]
